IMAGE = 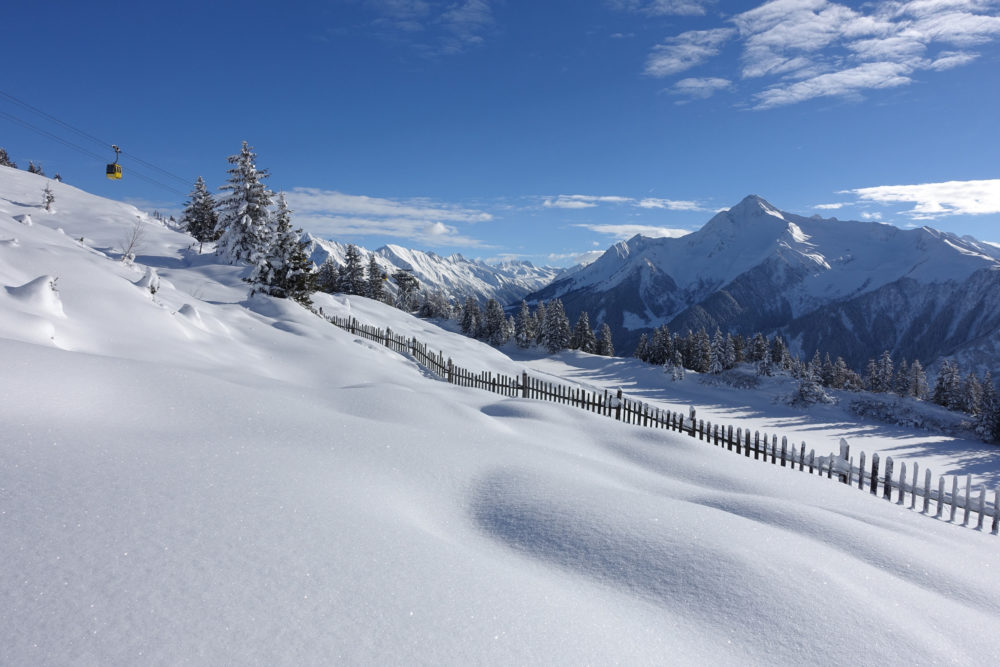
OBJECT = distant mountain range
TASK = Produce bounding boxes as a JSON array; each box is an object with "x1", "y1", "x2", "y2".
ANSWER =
[
  {"x1": 525, "y1": 195, "x2": 1000, "y2": 372},
  {"x1": 303, "y1": 235, "x2": 566, "y2": 306}
]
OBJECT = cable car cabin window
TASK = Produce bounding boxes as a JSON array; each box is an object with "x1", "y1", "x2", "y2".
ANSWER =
[{"x1": 106, "y1": 164, "x2": 122, "y2": 179}]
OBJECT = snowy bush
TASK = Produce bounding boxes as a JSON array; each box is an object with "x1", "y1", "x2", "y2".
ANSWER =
[{"x1": 787, "y1": 377, "x2": 836, "y2": 407}]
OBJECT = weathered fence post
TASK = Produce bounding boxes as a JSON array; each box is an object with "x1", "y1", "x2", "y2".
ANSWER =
[
  {"x1": 615, "y1": 389, "x2": 623, "y2": 421},
  {"x1": 870, "y1": 453, "x2": 880, "y2": 495},
  {"x1": 993, "y1": 486, "x2": 1000, "y2": 535},
  {"x1": 858, "y1": 451, "x2": 866, "y2": 489},
  {"x1": 521, "y1": 371, "x2": 529, "y2": 398},
  {"x1": 883, "y1": 457, "x2": 894, "y2": 500},
  {"x1": 936, "y1": 476, "x2": 946, "y2": 519},
  {"x1": 800, "y1": 443, "x2": 806, "y2": 472},
  {"x1": 754, "y1": 432, "x2": 760, "y2": 460},
  {"x1": 447, "y1": 358, "x2": 453, "y2": 384},
  {"x1": 977, "y1": 486, "x2": 986, "y2": 531},
  {"x1": 963, "y1": 475, "x2": 972, "y2": 527},
  {"x1": 950, "y1": 476, "x2": 959, "y2": 522},
  {"x1": 780, "y1": 436, "x2": 787, "y2": 467},
  {"x1": 923, "y1": 469, "x2": 932, "y2": 514},
  {"x1": 897, "y1": 462, "x2": 906, "y2": 505},
  {"x1": 910, "y1": 463, "x2": 919, "y2": 510},
  {"x1": 838, "y1": 439, "x2": 850, "y2": 484}
]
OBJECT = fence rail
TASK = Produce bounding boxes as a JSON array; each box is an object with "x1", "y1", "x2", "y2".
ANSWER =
[{"x1": 325, "y1": 313, "x2": 1000, "y2": 538}]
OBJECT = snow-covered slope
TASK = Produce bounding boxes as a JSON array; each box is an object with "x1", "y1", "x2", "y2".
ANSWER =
[
  {"x1": 529, "y1": 195, "x2": 1000, "y2": 368},
  {"x1": 304, "y1": 235, "x2": 563, "y2": 306},
  {"x1": 3, "y1": 166, "x2": 1000, "y2": 664}
]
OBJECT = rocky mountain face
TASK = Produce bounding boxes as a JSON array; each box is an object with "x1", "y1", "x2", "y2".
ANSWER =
[
  {"x1": 303, "y1": 235, "x2": 565, "y2": 306},
  {"x1": 526, "y1": 195, "x2": 1000, "y2": 371}
]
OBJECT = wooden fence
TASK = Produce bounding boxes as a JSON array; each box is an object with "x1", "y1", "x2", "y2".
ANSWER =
[{"x1": 325, "y1": 313, "x2": 1000, "y2": 537}]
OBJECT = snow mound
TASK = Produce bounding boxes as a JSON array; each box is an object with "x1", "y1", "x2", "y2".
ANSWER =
[
  {"x1": 134, "y1": 266, "x2": 160, "y2": 294},
  {"x1": 4, "y1": 275, "x2": 65, "y2": 318},
  {"x1": 13, "y1": 213, "x2": 31, "y2": 226},
  {"x1": 0, "y1": 237, "x2": 18, "y2": 248}
]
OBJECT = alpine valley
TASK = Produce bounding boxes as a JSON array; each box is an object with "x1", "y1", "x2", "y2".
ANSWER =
[{"x1": 526, "y1": 195, "x2": 1000, "y2": 372}]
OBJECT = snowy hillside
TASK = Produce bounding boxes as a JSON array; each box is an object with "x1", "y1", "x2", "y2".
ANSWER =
[
  {"x1": 304, "y1": 235, "x2": 563, "y2": 306},
  {"x1": 2, "y1": 166, "x2": 1000, "y2": 665},
  {"x1": 528, "y1": 195, "x2": 1000, "y2": 368}
]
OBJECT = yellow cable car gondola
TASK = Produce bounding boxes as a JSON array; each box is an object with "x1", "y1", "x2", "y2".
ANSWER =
[{"x1": 106, "y1": 144, "x2": 122, "y2": 180}]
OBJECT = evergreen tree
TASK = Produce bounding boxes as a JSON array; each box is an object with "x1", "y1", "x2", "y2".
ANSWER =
[
  {"x1": 339, "y1": 244, "x2": 366, "y2": 295},
  {"x1": 670, "y1": 351, "x2": 685, "y2": 381},
  {"x1": 570, "y1": 311, "x2": 597, "y2": 353},
  {"x1": 27, "y1": 160, "x2": 44, "y2": 175},
  {"x1": 366, "y1": 255, "x2": 386, "y2": 301},
  {"x1": 770, "y1": 336, "x2": 789, "y2": 369},
  {"x1": 708, "y1": 328, "x2": 726, "y2": 374},
  {"x1": 181, "y1": 176, "x2": 220, "y2": 253},
  {"x1": 909, "y1": 360, "x2": 929, "y2": 399},
  {"x1": 246, "y1": 192, "x2": 315, "y2": 305},
  {"x1": 418, "y1": 290, "x2": 453, "y2": 319},
  {"x1": 533, "y1": 301, "x2": 547, "y2": 346},
  {"x1": 648, "y1": 326, "x2": 672, "y2": 366},
  {"x1": 216, "y1": 141, "x2": 273, "y2": 265},
  {"x1": 483, "y1": 298, "x2": 508, "y2": 346},
  {"x1": 962, "y1": 371, "x2": 983, "y2": 415},
  {"x1": 315, "y1": 258, "x2": 339, "y2": 293},
  {"x1": 0, "y1": 147, "x2": 16, "y2": 168},
  {"x1": 894, "y1": 359, "x2": 910, "y2": 397},
  {"x1": 976, "y1": 372, "x2": 1000, "y2": 442},
  {"x1": 460, "y1": 296, "x2": 481, "y2": 337},
  {"x1": 596, "y1": 323, "x2": 615, "y2": 357},
  {"x1": 391, "y1": 269, "x2": 420, "y2": 310},
  {"x1": 514, "y1": 301, "x2": 535, "y2": 348},
  {"x1": 542, "y1": 298, "x2": 571, "y2": 354},
  {"x1": 932, "y1": 360, "x2": 963, "y2": 410},
  {"x1": 692, "y1": 327, "x2": 711, "y2": 373},
  {"x1": 633, "y1": 333, "x2": 649, "y2": 362},
  {"x1": 42, "y1": 183, "x2": 55, "y2": 212}
]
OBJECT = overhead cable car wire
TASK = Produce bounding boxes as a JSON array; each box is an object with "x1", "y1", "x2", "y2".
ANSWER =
[
  {"x1": 0, "y1": 88, "x2": 192, "y2": 191},
  {"x1": 0, "y1": 107, "x2": 187, "y2": 196}
]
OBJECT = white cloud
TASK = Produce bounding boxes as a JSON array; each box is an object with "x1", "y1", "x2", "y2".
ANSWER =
[
  {"x1": 814, "y1": 202, "x2": 846, "y2": 209},
  {"x1": 670, "y1": 77, "x2": 732, "y2": 98},
  {"x1": 574, "y1": 223, "x2": 692, "y2": 239},
  {"x1": 543, "y1": 194, "x2": 634, "y2": 209},
  {"x1": 843, "y1": 179, "x2": 1000, "y2": 219},
  {"x1": 286, "y1": 188, "x2": 492, "y2": 247},
  {"x1": 860, "y1": 211, "x2": 883, "y2": 220},
  {"x1": 645, "y1": 28, "x2": 736, "y2": 77},
  {"x1": 638, "y1": 0, "x2": 1000, "y2": 108},
  {"x1": 608, "y1": 0, "x2": 714, "y2": 16},
  {"x1": 360, "y1": 0, "x2": 494, "y2": 53},
  {"x1": 546, "y1": 249, "x2": 606, "y2": 267},
  {"x1": 636, "y1": 197, "x2": 703, "y2": 210}
]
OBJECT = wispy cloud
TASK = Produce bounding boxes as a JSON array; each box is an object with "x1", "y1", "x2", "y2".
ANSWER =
[
  {"x1": 842, "y1": 179, "x2": 1000, "y2": 219},
  {"x1": 814, "y1": 202, "x2": 847, "y2": 209},
  {"x1": 636, "y1": 0, "x2": 1000, "y2": 108},
  {"x1": 645, "y1": 28, "x2": 736, "y2": 77},
  {"x1": 287, "y1": 188, "x2": 492, "y2": 246},
  {"x1": 574, "y1": 223, "x2": 692, "y2": 239},
  {"x1": 670, "y1": 76, "x2": 732, "y2": 99},
  {"x1": 543, "y1": 194, "x2": 703, "y2": 210},
  {"x1": 360, "y1": 0, "x2": 495, "y2": 53},
  {"x1": 608, "y1": 0, "x2": 715, "y2": 16}
]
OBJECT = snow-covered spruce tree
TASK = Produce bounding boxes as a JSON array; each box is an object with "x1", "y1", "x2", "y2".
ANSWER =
[
  {"x1": 514, "y1": 300, "x2": 535, "y2": 348},
  {"x1": 483, "y1": 298, "x2": 508, "y2": 346},
  {"x1": 669, "y1": 350, "x2": 685, "y2": 381},
  {"x1": 0, "y1": 147, "x2": 16, "y2": 168},
  {"x1": 894, "y1": 359, "x2": 910, "y2": 397},
  {"x1": 633, "y1": 333, "x2": 649, "y2": 362},
  {"x1": 533, "y1": 301, "x2": 547, "y2": 346},
  {"x1": 339, "y1": 244, "x2": 366, "y2": 295},
  {"x1": 596, "y1": 323, "x2": 614, "y2": 357},
  {"x1": 418, "y1": 289, "x2": 453, "y2": 319},
  {"x1": 28, "y1": 160, "x2": 44, "y2": 175},
  {"x1": 769, "y1": 335, "x2": 789, "y2": 369},
  {"x1": 366, "y1": 255, "x2": 386, "y2": 302},
  {"x1": 181, "y1": 176, "x2": 220, "y2": 254},
  {"x1": 215, "y1": 142, "x2": 273, "y2": 265},
  {"x1": 42, "y1": 183, "x2": 55, "y2": 212},
  {"x1": 709, "y1": 328, "x2": 726, "y2": 374},
  {"x1": 460, "y1": 296, "x2": 481, "y2": 337},
  {"x1": 976, "y1": 372, "x2": 1000, "y2": 442},
  {"x1": 932, "y1": 360, "x2": 963, "y2": 410},
  {"x1": 570, "y1": 311, "x2": 596, "y2": 353},
  {"x1": 962, "y1": 371, "x2": 983, "y2": 416},
  {"x1": 315, "y1": 258, "x2": 339, "y2": 293},
  {"x1": 542, "y1": 298, "x2": 571, "y2": 354},
  {"x1": 908, "y1": 359, "x2": 929, "y2": 399},
  {"x1": 391, "y1": 269, "x2": 420, "y2": 311},
  {"x1": 246, "y1": 192, "x2": 315, "y2": 305},
  {"x1": 648, "y1": 325, "x2": 672, "y2": 366}
]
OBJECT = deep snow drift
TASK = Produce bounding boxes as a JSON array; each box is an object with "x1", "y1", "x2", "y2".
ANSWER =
[{"x1": 2, "y1": 166, "x2": 999, "y2": 665}]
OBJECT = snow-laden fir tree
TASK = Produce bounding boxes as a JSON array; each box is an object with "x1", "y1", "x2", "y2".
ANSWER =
[
  {"x1": 976, "y1": 372, "x2": 1000, "y2": 442},
  {"x1": 748, "y1": 332, "x2": 768, "y2": 363},
  {"x1": 42, "y1": 183, "x2": 54, "y2": 212},
  {"x1": 596, "y1": 323, "x2": 614, "y2": 357},
  {"x1": 28, "y1": 161, "x2": 44, "y2": 175},
  {"x1": 181, "y1": 176, "x2": 220, "y2": 253},
  {"x1": 669, "y1": 350, "x2": 685, "y2": 381},
  {"x1": 418, "y1": 289, "x2": 453, "y2": 319},
  {"x1": 633, "y1": 333, "x2": 649, "y2": 362},
  {"x1": 894, "y1": 359, "x2": 910, "y2": 396},
  {"x1": 246, "y1": 192, "x2": 315, "y2": 305},
  {"x1": 962, "y1": 372, "x2": 983, "y2": 415},
  {"x1": 366, "y1": 255, "x2": 386, "y2": 302},
  {"x1": 339, "y1": 244, "x2": 366, "y2": 295},
  {"x1": 483, "y1": 298, "x2": 508, "y2": 346},
  {"x1": 709, "y1": 328, "x2": 726, "y2": 374},
  {"x1": 0, "y1": 147, "x2": 16, "y2": 168},
  {"x1": 542, "y1": 298, "x2": 571, "y2": 354},
  {"x1": 460, "y1": 296, "x2": 481, "y2": 337},
  {"x1": 315, "y1": 258, "x2": 339, "y2": 293},
  {"x1": 514, "y1": 300, "x2": 535, "y2": 348},
  {"x1": 391, "y1": 269, "x2": 420, "y2": 310},
  {"x1": 932, "y1": 360, "x2": 963, "y2": 410},
  {"x1": 215, "y1": 142, "x2": 273, "y2": 265},
  {"x1": 532, "y1": 301, "x2": 547, "y2": 346},
  {"x1": 908, "y1": 359, "x2": 928, "y2": 399},
  {"x1": 570, "y1": 311, "x2": 596, "y2": 353}
]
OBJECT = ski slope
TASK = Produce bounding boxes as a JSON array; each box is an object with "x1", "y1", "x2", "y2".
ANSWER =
[{"x1": 2, "y1": 166, "x2": 999, "y2": 665}]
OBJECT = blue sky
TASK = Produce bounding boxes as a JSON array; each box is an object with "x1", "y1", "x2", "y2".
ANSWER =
[{"x1": 4, "y1": 0, "x2": 999, "y2": 265}]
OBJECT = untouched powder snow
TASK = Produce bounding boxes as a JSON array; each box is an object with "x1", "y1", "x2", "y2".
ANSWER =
[{"x1": 2, "y1": 166, "x2": 1000, "y2": 665}]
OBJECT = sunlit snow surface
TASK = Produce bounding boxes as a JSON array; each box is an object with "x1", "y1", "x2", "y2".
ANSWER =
[{"x1": 2, "y1": 166, "x2": 999, "y2": 665}]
